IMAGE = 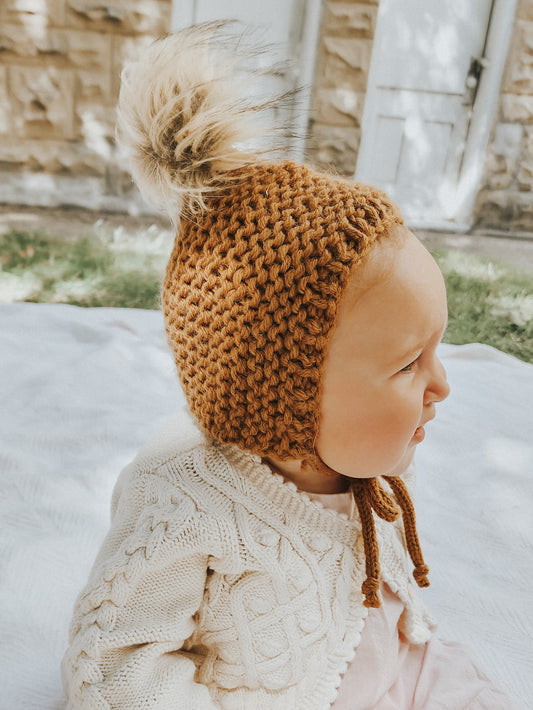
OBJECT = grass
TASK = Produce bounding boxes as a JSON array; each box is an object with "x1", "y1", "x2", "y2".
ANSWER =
[
  {"x1": 0, "y1": 226, "x2": 171, "y2": 310},
  {"x1": 1, "y1": 227, "x2": 532, "y2": 364},
  {"x1": 433, "y1": 248, "x2": 533, "y2": 364}
]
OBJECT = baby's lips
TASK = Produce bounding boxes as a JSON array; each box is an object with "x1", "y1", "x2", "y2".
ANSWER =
[
  {"x1": 412, "y1": 426, "x2": 425, "y2": 443},
  {"x1": 413, "y1": 413, "x2": 436, "y2": 443}
]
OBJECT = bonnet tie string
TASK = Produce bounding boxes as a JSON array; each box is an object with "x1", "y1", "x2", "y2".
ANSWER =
[
  {"x1": 351, "y1": 476, "x2": 430, "y2": 607},
  {"x1": 351, "y1": 477, "x2": 398, "y2": 608},
  {"x1": 303, "y1": 455, "x2": 429, "y2": 609},
  {"x1": 383, "y1": 475, "x2": 430, "y2": 589}
]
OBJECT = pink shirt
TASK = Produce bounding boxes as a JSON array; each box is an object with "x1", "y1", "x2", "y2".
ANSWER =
[{"x1": 307, "y1": 490, "x2": 518, "y2": 710}]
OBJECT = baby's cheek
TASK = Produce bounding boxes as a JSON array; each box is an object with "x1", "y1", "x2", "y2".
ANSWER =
[
  {"x1": 347, "y1": 418, "x2": 411, "y2": 476},
  {"x1": 381, "y1": 408, "x2": 418, "y2": 454},
  {"x1": 389, "y1": 390, "x2": 420, "y2": 430}
]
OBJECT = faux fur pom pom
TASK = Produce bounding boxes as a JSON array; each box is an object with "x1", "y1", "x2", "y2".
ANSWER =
[{"x1": 116, "y1": 22, "x2": 268, "y2": 223}]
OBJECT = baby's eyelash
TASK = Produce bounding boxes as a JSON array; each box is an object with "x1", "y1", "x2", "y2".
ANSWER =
[{"x1": 400, "y1": 357, "x2": 418, "y2": 373}]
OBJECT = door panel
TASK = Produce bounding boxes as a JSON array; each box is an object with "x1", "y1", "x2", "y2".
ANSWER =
[
  {"x1": 171, "y1": 0, "x2": 321, "y2": 159},
  {"x1": 356, "y1": 0, "x2": 495, "y2": 224},
  {"x1": 194, "y1": 0, "x2": 299, "y2": 59}
]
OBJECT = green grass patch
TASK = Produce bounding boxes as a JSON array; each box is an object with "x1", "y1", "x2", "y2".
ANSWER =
[
  {"x1": 433, "y1": 249, "x2": 533, "y2": 364},
  {"x1": 1, "y1": 228, "x2": 532, "y2": 363},
  {"x1": 0, "y1": 227, "x2": 169, "y2": 310}
]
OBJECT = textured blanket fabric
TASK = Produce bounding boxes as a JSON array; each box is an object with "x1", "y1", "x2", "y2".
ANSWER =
[{"x1": 0, "y1": 302, "x2": 531, "y2": 709}]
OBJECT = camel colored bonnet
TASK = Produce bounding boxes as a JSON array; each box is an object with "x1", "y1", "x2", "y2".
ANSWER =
[
  {"x1": 162, "y1": 160, "x2": 404, "y2": 463},
  {"x1": 117, "y1": 26, "x2": 431, "y2": 608}
]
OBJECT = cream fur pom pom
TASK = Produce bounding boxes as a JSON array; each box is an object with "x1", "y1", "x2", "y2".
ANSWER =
[{"x1": 116, "y1": 22, "x2": 270, "y2": 223}]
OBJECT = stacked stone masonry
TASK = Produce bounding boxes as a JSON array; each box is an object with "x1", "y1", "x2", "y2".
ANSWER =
[
  {"x1": 1, "y1": 0, "x2": 532, "y2": 231},
  {"x1": 0, "y1": 0, "x2": 171, "y2": 212},
  {"x1": 475, "y1": 0, "x2": 533, "y2": 230},
  {"x1": 305, "y1": 0, "x2": 379, "y2": 177}
]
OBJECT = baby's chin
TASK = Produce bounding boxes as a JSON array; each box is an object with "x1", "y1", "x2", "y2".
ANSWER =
[
  {"x1": 378, "y1": 446, "x2": 417, "y2": 479},
  {"x1": 316, "y1": 440, "x2": 417, "y2": 480}
]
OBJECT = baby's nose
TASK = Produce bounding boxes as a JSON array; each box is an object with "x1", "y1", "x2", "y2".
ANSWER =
[
  {"x1": 426, "y1": 359, "x2": 450, "y2": 404},
  {"x1": 436, "y1": 375, "x2": 451, "y2": 402}
]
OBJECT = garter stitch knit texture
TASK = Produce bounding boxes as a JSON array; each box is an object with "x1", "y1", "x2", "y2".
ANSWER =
[
  {"x1": 162, "y1": 159, "x2": 402, "y2": 460},
  {"x1": 161, "y1": 159, "x2": 430, "y2": 607}
]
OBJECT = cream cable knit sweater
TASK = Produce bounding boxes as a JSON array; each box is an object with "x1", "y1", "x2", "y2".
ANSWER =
[{"x1": 61, "y1": 407, "x2": 436, "y2": 710}]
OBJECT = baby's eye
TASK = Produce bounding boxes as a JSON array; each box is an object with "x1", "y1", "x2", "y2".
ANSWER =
[{"x1": 400, "y1": 357, "x2": 418, "y2": 373}]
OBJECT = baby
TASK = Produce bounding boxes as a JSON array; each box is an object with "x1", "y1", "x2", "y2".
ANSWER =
[{"x1": 61, "y1": 24, "x2": 518, "y2": 709}]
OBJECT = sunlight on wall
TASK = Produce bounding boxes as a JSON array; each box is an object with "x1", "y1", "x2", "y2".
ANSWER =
[
  {"x1": 334, "y1": 88, "x2": 359, "y2": 115},
  {"x1": 15, "y1": 0, "x2": 47, "y2": 39},
  {"x1": 80, "y1": 110, "x2": 112, "y2": 160}
]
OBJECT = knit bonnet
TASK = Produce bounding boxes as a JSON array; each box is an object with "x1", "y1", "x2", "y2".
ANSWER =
[{"x1": 116, "y1": 23, "x2": 430, "y2": 608}]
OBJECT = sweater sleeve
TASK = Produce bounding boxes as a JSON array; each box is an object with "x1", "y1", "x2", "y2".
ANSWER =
[{"x1": 61, "y1": 470, "x2": 223, "y2": 710}]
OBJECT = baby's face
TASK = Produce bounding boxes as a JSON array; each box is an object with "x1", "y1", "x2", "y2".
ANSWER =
[{"x1": 316, "y1": 225, "x2": 450, "y2": 479}]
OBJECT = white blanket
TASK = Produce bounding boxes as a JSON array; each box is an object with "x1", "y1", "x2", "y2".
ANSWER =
[{"x1": 1, "y1": 303, "x2": 531, "y2": 709}]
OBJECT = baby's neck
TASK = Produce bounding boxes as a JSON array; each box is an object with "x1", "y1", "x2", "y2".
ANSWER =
[{"x1": 262, "y1": 456, "x2": 350, "y2": 494}]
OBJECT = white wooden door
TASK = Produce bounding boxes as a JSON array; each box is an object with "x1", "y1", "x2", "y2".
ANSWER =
[
  {"x1": 355, "y1": 0, "x2": 498, "y2": 228},
  {"x1": 171, "y1": 0, "x2": 322, "y2": 160}
]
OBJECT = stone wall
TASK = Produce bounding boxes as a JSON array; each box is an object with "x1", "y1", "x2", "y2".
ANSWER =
[
  {"x1": 305, "y1": 0, "x2": 378, "y2": 176},
  {"x1": 2, "y1": 0, "x2": 533, "y2": 233},
  {"x1": 0, "y1": 0, "x2": 171, "y2": 212},
  {"x1": 474, "y1": 0, "x2": 533, "y2": 231}
]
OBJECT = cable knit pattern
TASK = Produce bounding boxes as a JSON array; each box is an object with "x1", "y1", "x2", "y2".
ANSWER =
[{"x1": 61, "y1": 409, "x2": 436, "y2": 709}]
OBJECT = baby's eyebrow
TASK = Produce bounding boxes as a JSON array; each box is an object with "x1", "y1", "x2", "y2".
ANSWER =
[
  {"x1": 381, "y1": 335, "x2": 424, "y2": 370},
  {"x1": 395, "y1": 341, "x2": 425, "y2": 364},
  {"x1": 394, "y1": 316, "x2": 449, "y2": 364}
]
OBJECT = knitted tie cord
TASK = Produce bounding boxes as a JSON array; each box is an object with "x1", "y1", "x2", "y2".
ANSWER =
[
  {"x1": 162, "y1": 160, "x2": 429, "y2": 608},
  {"x1": 352, "y1": 476, "x2": 430, "y2": 608},
  {"x1": 309, "y1": 455, "x2": 430, "y2": 608}
]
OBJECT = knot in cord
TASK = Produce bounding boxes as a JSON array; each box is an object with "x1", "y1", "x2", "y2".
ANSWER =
[
  {"x1": 361, "y1": 577, "x2": 381, "y2": 609},
  {"x1": 413, "y1": 564, "x2": 430, "y2": 587},
  {"x1": 352, "y1": 475, "x2": 430, "y2": 608},
  {"x1": 301, "y1": 456, "x2": 430, "y2": 608}
]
